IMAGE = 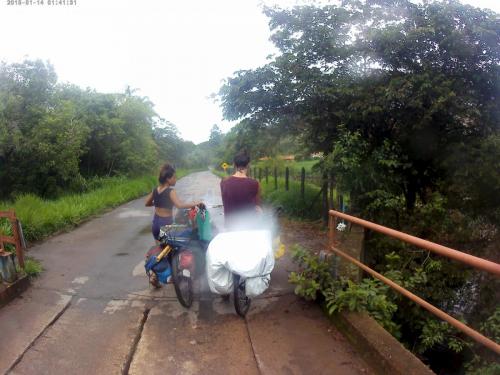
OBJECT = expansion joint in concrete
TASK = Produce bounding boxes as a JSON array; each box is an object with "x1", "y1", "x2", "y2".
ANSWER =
[
  {"x1": 122, "y1": 308, "x2": 151, "y2": 375},
  {"x1": 244, "y1": 318, "x2": 263, "y2": 375},
  {"x1": 5, "y1": 296, "x2": 73, "y2": 375}
]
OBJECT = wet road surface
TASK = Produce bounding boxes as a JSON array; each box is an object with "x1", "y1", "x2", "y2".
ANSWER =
[{"x1": 0, "y1": 171, "x2": 372, "y2": 375}]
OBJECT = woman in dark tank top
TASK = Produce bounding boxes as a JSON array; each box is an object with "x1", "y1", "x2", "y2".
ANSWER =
[{"x1": 145, "y1": 163, "x2": 202, "y2": 241}]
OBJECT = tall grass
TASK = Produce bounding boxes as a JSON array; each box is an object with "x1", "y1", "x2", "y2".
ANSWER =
[
  {"x1": 0, "y1": 169, "x2": 193, "y2": 243},
  {"x1": 289, "y1": 160, "x2": 321, "y2": 173}
]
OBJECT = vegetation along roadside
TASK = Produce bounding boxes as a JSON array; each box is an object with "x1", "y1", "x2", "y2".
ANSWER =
[{"x1": 0, "y1": 169, "x2": 196, "y2": 245}]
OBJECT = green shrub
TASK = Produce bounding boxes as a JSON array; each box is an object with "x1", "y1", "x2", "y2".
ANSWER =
[
  {"x1": 465, "y1": 308, "x2": 500, "y2": 375},
  {"x1": 289, "y1": 244, "x2": 334, "y2": 300},
  {"x1": 289, "y1": 244, "x2": 400, "y2": 336},
  {"x1": 22, "y1": 257, "x2": 43, "y2": 278}
]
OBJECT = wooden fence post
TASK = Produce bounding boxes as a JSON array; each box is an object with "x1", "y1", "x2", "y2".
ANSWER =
[
  {"x1": 274, "y1": 167, "x2": 278, "y2": 190},
  {"x1": 285, "y1": 167, "x2": 289, "y2": 191},
  {"x1": 300, "y1": 167, "x2": 305, "y2": 199},
  {"x1": 322, "y1": 172, "x2": 328, "y2": 226},
  {"x1": 329, "y1": 172, "x2": 334, "y2": 209},
  {"x1": 258, "y1": 168, "x2": 262, "y2": 182},
  {"x1": 265, "y1": 167, "x2": 269, "y2": 184},
  {"x1": 254, "y1": 167, "x2": 257, "y2": 179}
]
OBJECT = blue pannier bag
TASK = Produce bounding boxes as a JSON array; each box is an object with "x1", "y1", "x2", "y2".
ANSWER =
[{"x1": 145, "y1": 255, "x2": 171, "y2": 284}]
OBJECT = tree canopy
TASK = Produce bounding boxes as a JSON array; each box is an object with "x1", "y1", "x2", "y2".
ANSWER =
[
  {"x1": 0, "y1": 59, "x2": 194, "y2": 199},
  {"x1": 219, "y1": 0, "x2": 500, "y2": 217},
  {"x1": 218, "y1": 3, "x2": 499, "y2": 369}
]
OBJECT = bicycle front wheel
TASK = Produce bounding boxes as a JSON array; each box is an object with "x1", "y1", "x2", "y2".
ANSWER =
[{"x1": 233, "y1": 274, "x2": 251, "y2": 317}]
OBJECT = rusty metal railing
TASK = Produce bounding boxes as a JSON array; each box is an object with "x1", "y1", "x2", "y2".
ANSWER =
[
  {"x1": 0, "y1": 210, "x2": 25, "y2": 268},
  {"x1": 328, "y1": 210, "x2": 500, "y2": 355}
]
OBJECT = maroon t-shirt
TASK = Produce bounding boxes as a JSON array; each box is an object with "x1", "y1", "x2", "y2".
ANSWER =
[{"x1": 220, "y1": 176, "x2": 260, "y2": 218}]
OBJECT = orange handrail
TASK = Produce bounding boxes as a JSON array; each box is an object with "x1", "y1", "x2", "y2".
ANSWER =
[
  {"x1": 330, "y1": 210, "x2": 500, "y2": 276},
  {"x1": 328, "y1": 210, "x2": 500, "y2": 355},
  {"x1": 0, "y1": 210, "x2": 25, "y2": 268}
]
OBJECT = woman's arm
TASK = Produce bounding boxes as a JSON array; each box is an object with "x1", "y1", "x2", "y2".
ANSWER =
[
  {"x1": 145, "y1": 191, "x2": 154, "y2": 207},
  {"x1": 169, "y1": 189, "x2": 201, "y2": 209}
]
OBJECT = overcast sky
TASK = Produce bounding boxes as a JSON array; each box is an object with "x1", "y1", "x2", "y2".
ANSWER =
[{"x1": 1, "y1": 0, "x2": 498, "y2": 144}]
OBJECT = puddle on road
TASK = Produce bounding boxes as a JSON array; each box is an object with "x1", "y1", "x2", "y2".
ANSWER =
[
  {"x1": 198, "y1": 297, "x2": 216, "y2": 321},
  {"x1": 212, "y1": 298, "x2": 235, "y2": 316},
  {"x1": 150, "y1": 301, "x2": 199, "y2": 328},
  {"x1": 139, "y1": 224, "x2": 152, "y2": 235}
]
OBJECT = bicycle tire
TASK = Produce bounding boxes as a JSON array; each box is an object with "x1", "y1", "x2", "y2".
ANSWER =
[
  {"x1": 172, "y1": 252, "x2": 193, "y2": 308},
  {"x1": 233, "y1": 274, "x2": 251, "y2": 317}
]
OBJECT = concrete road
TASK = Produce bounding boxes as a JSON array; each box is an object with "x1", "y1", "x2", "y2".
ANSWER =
[{"x1": 0, "y1": 171, "x2": 371, "y2": 375}]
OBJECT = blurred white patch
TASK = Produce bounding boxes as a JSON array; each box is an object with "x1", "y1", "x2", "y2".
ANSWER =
[
  {"x1": 118, "y1": 210, "x2": 150, "y2": 218},
  {"x1": 103, "y1": 300, "x2": 129, "y2": 314},
  {"x1": 131, "y1": 300, "x2": 146, "y2": 309},
  {"x1": 56, "y1": 293, "x2": 72, "y2": 306},
  {"x1": 72, "y1": 276, "x2": 89, "y2": 285},
  {"x1": 133, "y1": 260, "x2": 145, "y2": 276},
  {"x1": 182, "y1": 360, "x2": 197, "y2": 374}
]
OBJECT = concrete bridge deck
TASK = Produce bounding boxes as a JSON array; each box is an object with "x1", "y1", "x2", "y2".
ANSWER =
[{"x1": 0, "y1": 171, "x2": 372, "y2": 375}]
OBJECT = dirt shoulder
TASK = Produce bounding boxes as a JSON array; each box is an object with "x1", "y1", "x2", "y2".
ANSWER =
[{"x1": 279, "y1": 217, "x2": 329, "y2": 255}]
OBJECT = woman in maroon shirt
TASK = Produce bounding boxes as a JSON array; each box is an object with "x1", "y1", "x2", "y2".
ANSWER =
[{"x1": 220, "y1": 152, "x2": 262, "y2": 230}]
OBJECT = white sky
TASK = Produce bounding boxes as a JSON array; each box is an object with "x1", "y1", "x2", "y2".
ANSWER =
[{"x1": 1, "y1": 0, "x2": 498, "y2": 144}]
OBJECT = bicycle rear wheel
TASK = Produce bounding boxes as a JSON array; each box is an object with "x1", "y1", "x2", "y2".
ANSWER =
[
  {"x1": 233, "y1": 274, "x2": 251, "y2": 317},
  {"x1": 172, "y1": 252, "x2": 193, "y2": 308}
]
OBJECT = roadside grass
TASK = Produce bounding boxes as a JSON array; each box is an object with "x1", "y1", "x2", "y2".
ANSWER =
[
  {"x1": 0, "y1": 169, "x2": 194, "y2": 244},
  {"x1": 211, "y1": 169, "x2": 227, "y2": 179},
  {"x1": 21, "y1": 257, "x2": 43, "y2": 278},
  {"x1": 260, "y1": 178, "x2": 322, "y2": 220},
  {"x1": 291, "y1": 159, "x2": 320, "y2": 173}
]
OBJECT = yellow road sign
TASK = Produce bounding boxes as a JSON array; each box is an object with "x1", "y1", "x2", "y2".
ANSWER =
[{"x1": 221, "y1": 162, "x2": 229, "y2": 170}]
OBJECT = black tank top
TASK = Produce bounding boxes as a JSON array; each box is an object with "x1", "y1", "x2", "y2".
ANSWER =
[{"x1": 152, "y1": 187, "x2": 174, "y2": 209}]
